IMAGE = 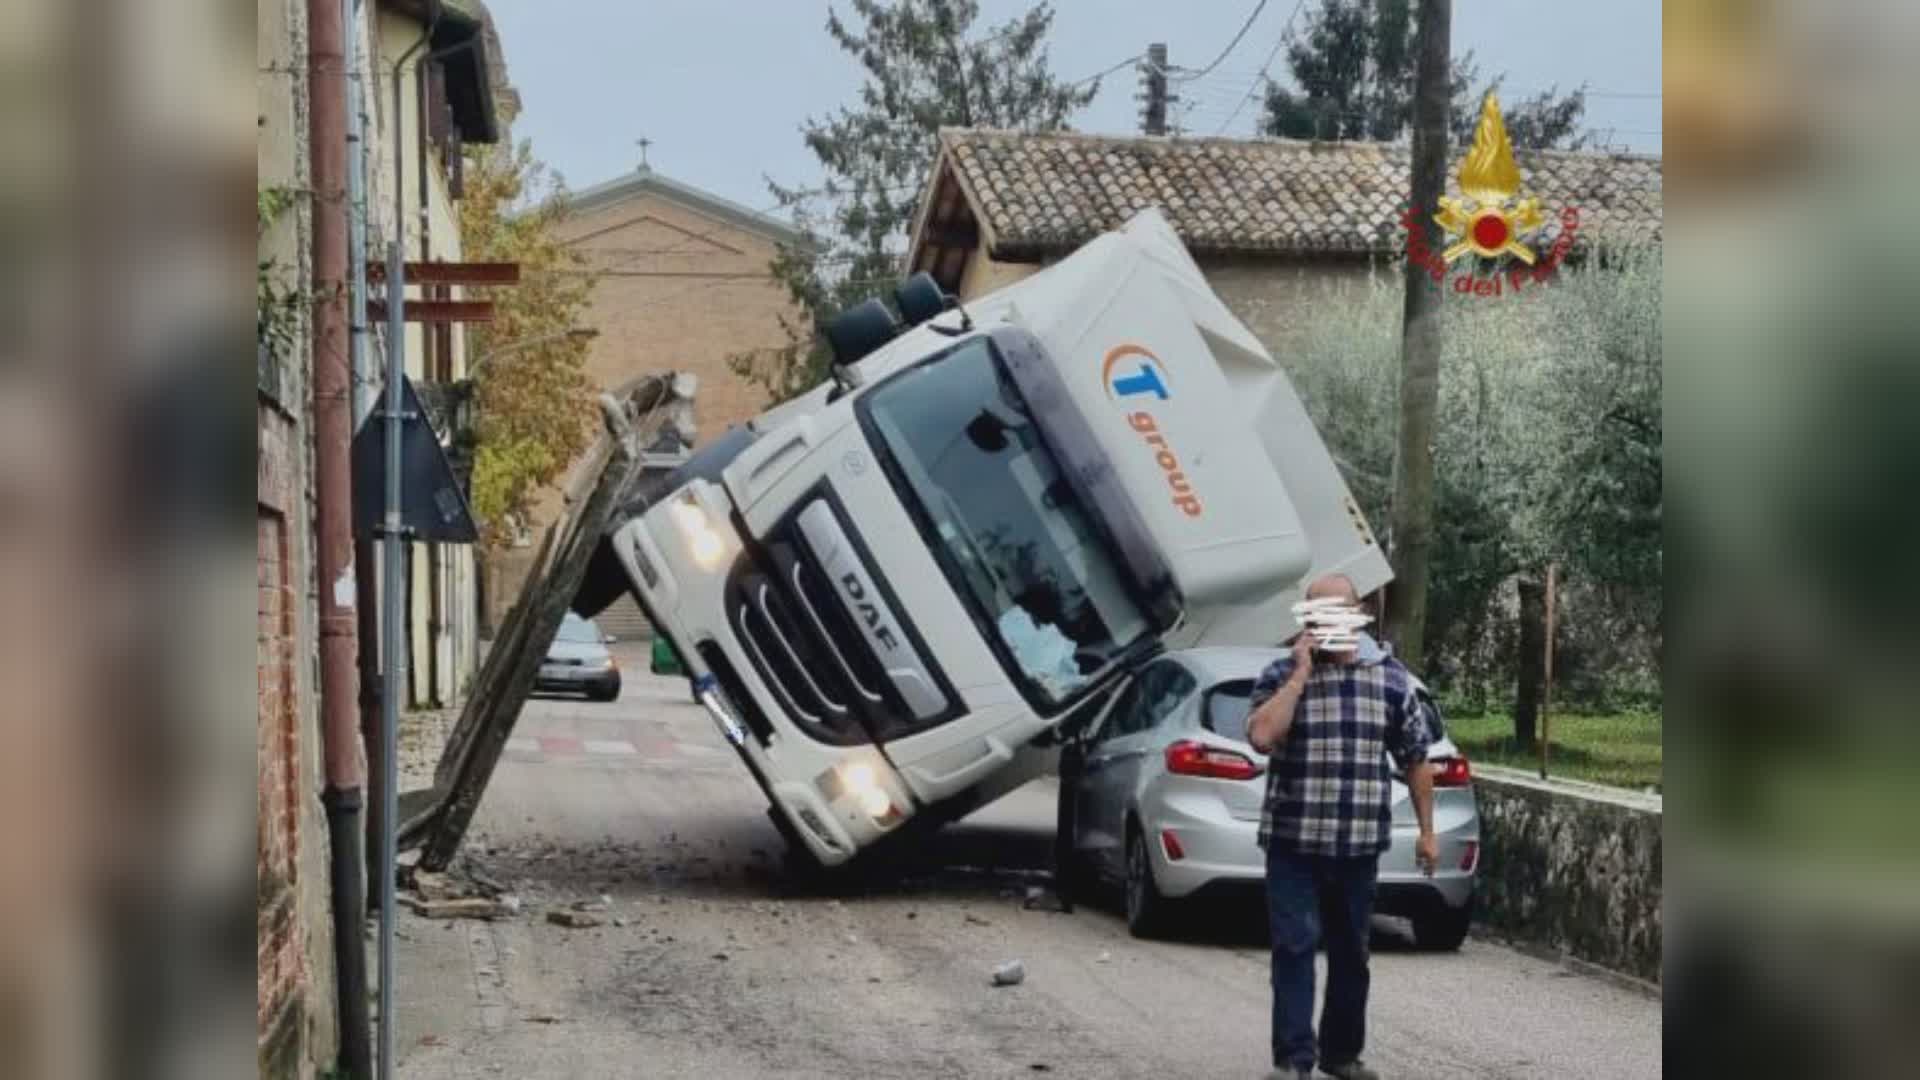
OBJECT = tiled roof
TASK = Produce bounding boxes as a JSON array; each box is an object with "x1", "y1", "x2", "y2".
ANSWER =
[{"x1": 927, "y1": 128, "x2": 1661, "y2": 260}]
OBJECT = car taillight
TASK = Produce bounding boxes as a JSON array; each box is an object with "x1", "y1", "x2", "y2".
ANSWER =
[
  {"x1": 1160, "y1": 829, "x2": 1186, "y2": 861},
  {"x1": 1432, "y1": 755, "x2": 1472, "y2": 787},
  {"x1": 1165, "y1": 740, "x2": 1261, "y2": 781}
]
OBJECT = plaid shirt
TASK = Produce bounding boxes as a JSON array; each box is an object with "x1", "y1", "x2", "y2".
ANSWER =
[{"x1": 1248, "y1": 650, "x2": 1435, "y2": 858}]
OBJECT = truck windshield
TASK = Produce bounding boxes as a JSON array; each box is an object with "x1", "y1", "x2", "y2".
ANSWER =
[{"x1": 860, "y1": 337, "x2": 1154, "y2": 709}]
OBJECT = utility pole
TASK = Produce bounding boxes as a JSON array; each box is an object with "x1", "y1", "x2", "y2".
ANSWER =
[
  {"x1": 1139, "y1": 43, "x2": 1173, "y2": 135},
  {"x1": 1384, "y1": 0, "x2": 1450, "y2": 672}
]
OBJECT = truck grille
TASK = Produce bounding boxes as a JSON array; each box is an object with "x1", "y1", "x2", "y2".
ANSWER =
[
  {"x1": 728, "y1": 563, "x2": 869, "y2": 745},
  {"x1": 725, "y1": 493, "x2": 956, "y2": 746}
]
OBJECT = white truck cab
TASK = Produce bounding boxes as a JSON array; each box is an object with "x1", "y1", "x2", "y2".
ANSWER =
[{"x1": 585, "y1": 209, "x2": 1387, "y2": 866}]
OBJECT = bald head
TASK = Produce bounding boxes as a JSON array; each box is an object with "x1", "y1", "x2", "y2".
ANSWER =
[{"x1": 1304, "y1": 573, "x2": 1358, "y2": 604}]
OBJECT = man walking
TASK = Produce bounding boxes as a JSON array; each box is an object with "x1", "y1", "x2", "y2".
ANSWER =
[{"x1": 1246, "y1": 575, "x2": 1439, "y2": 1080}]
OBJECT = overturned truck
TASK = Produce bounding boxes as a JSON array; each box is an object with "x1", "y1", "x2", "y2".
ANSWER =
[{"x1": 570, "y1": 209, "x2": 1389, "y2": 868}]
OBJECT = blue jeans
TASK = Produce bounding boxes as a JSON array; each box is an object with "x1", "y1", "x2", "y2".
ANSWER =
[{"x1": 1265, "y1": 846, "x2": 1378, "y2": 1070}]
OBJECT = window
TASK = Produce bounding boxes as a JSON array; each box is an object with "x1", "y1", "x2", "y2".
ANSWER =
[
  {"x1": 1202, "y1": 681, "x2": 1255, "y2": 744},
  {"x1": 1102, "y1": 662, "x2": 1195, "y2": 741},
  {"x1": 1096, "y1": 681, "x2": 1147, "y2": 743},
  {"x1": 1138, "y1": 663, "x2": 1197, "y2": 731},
  {"x1": 554, "y1": 613, "x2": 603, "y2": 645},
  {"x1": 860, "y1": 337, "x2": 1154, "y2": 710}
]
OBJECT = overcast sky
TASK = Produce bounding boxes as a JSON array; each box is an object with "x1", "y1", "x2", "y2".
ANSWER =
[{"x1": 485, "y1": 0, "x2": 1661, "y2": 213}]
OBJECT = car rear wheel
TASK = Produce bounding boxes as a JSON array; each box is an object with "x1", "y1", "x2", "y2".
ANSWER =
[
  {"x1": 1124, "y1": 829, "x2": 1171, "y2": 938},
  {"x1": 1411, "y1": 901, "x2": 1473, "y2": 951}
]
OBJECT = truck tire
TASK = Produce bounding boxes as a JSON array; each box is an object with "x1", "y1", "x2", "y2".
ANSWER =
[{"x1": 767, "y1": 806, "x2": 829, "y2": 884}]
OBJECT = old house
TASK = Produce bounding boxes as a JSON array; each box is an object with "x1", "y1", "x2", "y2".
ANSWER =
[
  {"x1": 483, "y1": 167, "x2": 806, "y2": 634},
  {"x1": 907, "y1": 129, "x2": 1662, "y2": 347},
  {"x1": 256, "y1": 0, "x2": 502, "y2": 1073},
  {"x1": 372, "y1": 0, "x2": 502, "y2": 707}
]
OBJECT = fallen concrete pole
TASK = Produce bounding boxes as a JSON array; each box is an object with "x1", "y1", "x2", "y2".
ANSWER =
[{"x1": 403, "y1": 376, "x2": 684, "y2": 867}]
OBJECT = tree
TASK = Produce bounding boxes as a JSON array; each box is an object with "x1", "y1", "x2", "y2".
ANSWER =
[
  {"x1": 1262, "y1": 0, "x2": 1589, "y2": 150},
  {"x1": 1281, "y1": 248, "x2": 1662, "y2": 712},
  {"x1": 458, "y1": 138, "x2": 597, "y2": 549},
  {"x1": 736, "y1": 0, "x2": 1096, "y2": 402}
]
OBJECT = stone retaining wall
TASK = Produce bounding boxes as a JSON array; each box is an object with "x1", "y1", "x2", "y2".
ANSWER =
[{"x1": 1472, "y1": 766, "x2": 1662, "y2": 984}]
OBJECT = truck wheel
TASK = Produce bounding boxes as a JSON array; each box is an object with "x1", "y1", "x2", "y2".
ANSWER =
[
  {"x1": 1124, "y1": 828, "x2": 1172, "y2": 938},
  {"x1": 767, "y1": 807, "x2": 829, "y2": 884},
  {"x1": 1411, "y1": 901, "x2": 1473, "y2": 951}
]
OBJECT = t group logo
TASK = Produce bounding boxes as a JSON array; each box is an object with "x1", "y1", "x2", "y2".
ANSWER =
[
  {"x1": 1403, "y1": 93, "x2": 1582, "y2": 299},
  {"x1": 1103, "y1": 343, "x2": 1172, "y2": 402},
  {"x1": 1101, "y1": 343, "x2": 1202, "y2": 518}
]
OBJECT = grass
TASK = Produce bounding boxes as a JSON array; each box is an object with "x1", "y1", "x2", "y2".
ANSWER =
[{"x1": 1443, "y1": 708, "x2": 1663, "y2": 792}]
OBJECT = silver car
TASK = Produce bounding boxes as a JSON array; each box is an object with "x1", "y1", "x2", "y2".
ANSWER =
[
  {"x1": 536, "y1": 612, "x2": 622, "y2": 701},
  {"x1": 1061, "y1": 648, "x2": 1480, "y2": 948}
]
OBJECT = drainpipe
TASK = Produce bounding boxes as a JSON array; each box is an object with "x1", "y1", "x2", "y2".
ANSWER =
[
  {"x1": 417, "y1": 55, "x2": 443, "y2": 708},
  {"x1": 350, "y1": 0, "x2": 384, "y2": 916},
  {"x1": 309, "y1": 0, "x2": 370, "y2": 1076}
]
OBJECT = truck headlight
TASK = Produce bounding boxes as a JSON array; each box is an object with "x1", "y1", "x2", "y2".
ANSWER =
[
  {"x1": 839, "y1": 760, "x2": 895, "y2": 820},
  {"x1": 668, "y1": 498, "x2": 728, "y2": 570}
]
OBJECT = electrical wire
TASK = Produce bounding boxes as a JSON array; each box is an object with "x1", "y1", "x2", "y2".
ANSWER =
[
  {"x1": 1070, "y1": 53, "x2": 1146, "y2": 89},
  {"x1": 1214, "y1": 0, "x2": 1306, "y2": 136},
  {"x1": 1172, "y1": 0, "x2": 1271, "y2": 83}
]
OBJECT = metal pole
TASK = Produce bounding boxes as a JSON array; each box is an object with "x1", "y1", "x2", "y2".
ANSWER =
[
  {"x1": 1540, "y1": 562, "x2": 1557, "y2": 780},
  {"x1": 382, "y1": 21, "x2": 429, "y2": 1076},
  {"x1": 377, "y1": 241, "x2": 406, "y2": 1080}
]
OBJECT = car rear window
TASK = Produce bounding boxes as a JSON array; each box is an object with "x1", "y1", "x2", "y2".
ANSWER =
[{"x1": 1203, "y1": 681, "x2": 1255, "y2": 744}]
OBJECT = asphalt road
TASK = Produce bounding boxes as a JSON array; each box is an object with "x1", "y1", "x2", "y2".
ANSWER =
[{"x1": 394, "y1": 654, "x2": 1661, "y2": 1079}]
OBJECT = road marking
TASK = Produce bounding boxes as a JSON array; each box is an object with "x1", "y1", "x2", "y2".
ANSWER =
[
  {"x1": 536, "y1": 736, "x2": 583, "y2": 756},
  {"x1": 583, "y1": 739, "x2": 639, "y2": 756},
  {"x1": 505, "y1": 737, "x2": 541, "y2": 755}
]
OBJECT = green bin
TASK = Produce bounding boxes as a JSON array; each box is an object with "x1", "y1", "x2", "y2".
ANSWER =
[{"x1": 650, "y1": 636, "x2": 683, "y2": 676}]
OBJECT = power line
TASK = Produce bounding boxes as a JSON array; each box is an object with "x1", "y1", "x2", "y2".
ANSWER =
[
  {"x1": 1071, "y1": 53, "x2": 1146, "y2": 89},
  {"x1": 1173, "y1": 0, "x2": 1271, "y2": 83},
  {"x1": 1214, "y1": 0, "x2": 1306, "y2": 135}
]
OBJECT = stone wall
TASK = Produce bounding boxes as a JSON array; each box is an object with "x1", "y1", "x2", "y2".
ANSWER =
[{"x1": 1472, "y1": 767, "x2": 1663, "y2": 984}]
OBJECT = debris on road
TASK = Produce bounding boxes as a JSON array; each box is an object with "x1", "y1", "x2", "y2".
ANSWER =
[
  {"x1": 522, "y1": 1014, "x2": 566, "y2": 1025},
  {"x1": 403, "y1": 896, "x2": 511, "y2": 920},
  {"x1": 1096, "y1": 951, "x2": 1112, "y2": 964},
  {"x1": 411, "y1": 870, "x2": 460, "y2": 902},
  {"x1": 990, "y1": 959, "x2": 1026, "y2": 987},
  {"x1": 1022, "y1": 886, "x2": 1068, "y2": 913},
  {"x1": 546, "y1": 910, "x2": 604, "y2": 929},
  {"x1": 571, "y1": 898, "x2": 610, "y2": 913},
  {"x1": 965, "y1": 913, "x2": 992, "y2": 927}
]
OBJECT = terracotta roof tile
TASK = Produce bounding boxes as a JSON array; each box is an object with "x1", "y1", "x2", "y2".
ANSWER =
[{"x1": 932, "y1": 128, "x2": 1661, "y2": 260}]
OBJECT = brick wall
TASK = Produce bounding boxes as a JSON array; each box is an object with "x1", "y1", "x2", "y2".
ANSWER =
[
  {"x1": 562, "y1": 188, "x2": 799, "y2": 439},
  {"x1": 257, "y1": 399, "x2": 311, "y2": 1074},
  {"x1": 483, "y1": 184, "x2": 803, "y2": 629}
]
